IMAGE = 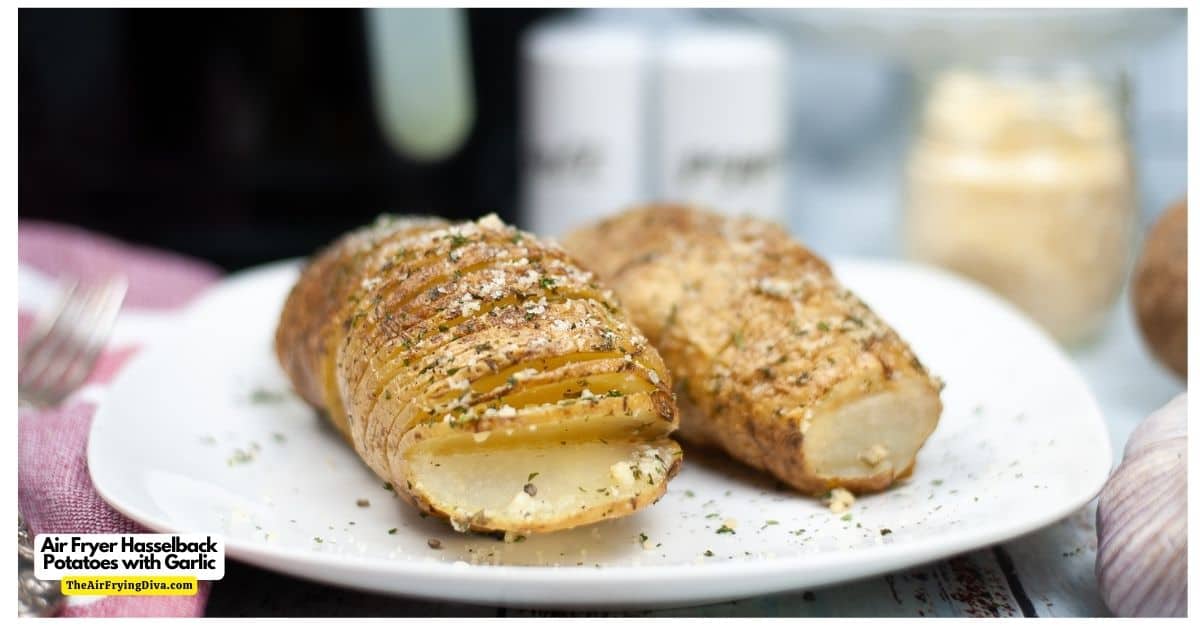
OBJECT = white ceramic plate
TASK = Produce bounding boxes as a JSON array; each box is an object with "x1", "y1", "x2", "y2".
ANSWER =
[{"x1": 88, "y1": 258, "x2": 1111, "y2": 610}]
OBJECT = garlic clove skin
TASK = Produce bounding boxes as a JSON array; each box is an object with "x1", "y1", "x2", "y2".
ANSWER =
[
  {"x1": 1124, "y1": 394, "x2": 1187, "y2": 459},
  {"x1": 1095, "y1": 393, "x2": 1187, "y2": 617}
]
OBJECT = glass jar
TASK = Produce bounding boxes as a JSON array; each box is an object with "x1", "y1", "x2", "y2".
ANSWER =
[{"x1": 904, "y1": 59, "x2": 1137, "y2": 346}]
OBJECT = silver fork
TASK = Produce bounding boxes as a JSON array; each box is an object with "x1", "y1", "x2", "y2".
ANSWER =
[
  {"x1": 19, "y1": 278, "x2": 128, "y2": 407},
  {"x1": 18, "y1": 276, "x2": 127, "y2": 617}
]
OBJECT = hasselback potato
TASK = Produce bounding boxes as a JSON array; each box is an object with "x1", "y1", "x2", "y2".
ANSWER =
[
  {"x1": 276, "y1": 214, "x2": 682, "y2": 534},
  {"x1": 565, "y1": 205, "x2": 942, "y2": 495}
]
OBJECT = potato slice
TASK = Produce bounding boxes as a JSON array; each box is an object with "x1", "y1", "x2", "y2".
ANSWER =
[{"x1": 405, "y1": 418, "x2": 681, "y2": 534}]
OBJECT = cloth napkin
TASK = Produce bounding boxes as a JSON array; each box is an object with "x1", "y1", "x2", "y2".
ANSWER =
[{"x1": 18, "y1": 221, "x2": 223, "y2": 617}]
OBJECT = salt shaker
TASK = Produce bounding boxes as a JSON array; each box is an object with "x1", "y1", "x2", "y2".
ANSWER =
[
  {"x1": 657, "y1": 27, "x2": 788, "y2": 222},
  {"x1": 520, "y1": 20, "x2": 650, "y2": 236}
]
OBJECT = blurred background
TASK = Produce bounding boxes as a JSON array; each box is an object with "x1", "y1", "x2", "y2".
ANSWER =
[
  {"x1": 21, "y1": 7, "x2": 1190, "y2": 262},
  {"x1": 21, "y1": 8, "x2": 554, "y2": 267},
  {"x1": 19, "y1": 7, "x2": 1187, "y2": 347}
]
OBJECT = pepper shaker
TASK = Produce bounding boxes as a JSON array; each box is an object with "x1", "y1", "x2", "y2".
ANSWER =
[
  {"x1": 520, "y1": 20, "x2": 651, "y2": 236},
  {"x1": 657, "y1": 26, "x2": 788, "y2": 222}
]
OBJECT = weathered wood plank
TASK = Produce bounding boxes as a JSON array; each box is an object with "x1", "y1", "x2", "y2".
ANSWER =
[
  {"x1": 507, "y1": 548, "x2": 1022, "y2": 617},
  {"x1": 998, "y1": 503, "x2": 1109, "y2": 617}
]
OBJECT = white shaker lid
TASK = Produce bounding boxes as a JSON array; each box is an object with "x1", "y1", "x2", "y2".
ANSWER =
[
  {"x1": 659, "y1": 24, "x2": 787, "y2": 69},
  {"x1": 523, "y1": 18, "x2": 651, "y2": 67}
]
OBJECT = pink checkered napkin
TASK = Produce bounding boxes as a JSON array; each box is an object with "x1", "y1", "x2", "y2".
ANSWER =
[{"x1": 18, "y1": 221, "x2": 223, "y2": 617}]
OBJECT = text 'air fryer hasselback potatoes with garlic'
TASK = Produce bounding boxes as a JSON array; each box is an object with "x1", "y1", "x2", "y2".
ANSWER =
[
  {"x1": 275, "y1": 214, "x2": 681, "y2": 535},
  {"x1": 564, "y1": 205, "x2": 942, "y2": 496}
]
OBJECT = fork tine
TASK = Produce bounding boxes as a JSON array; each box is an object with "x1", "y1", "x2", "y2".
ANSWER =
[
  {"x1": 17, "y1": 282, "x2": 99, "y2": 394},
  {"x1": 42, "y1": 279, "x2": 127, "y2": 403},
  {"x1": 17, "y1": 280, "x2": 79, "y2": 374},
  {"x1": 36, "y1": 283, "x2": 108, "y2": 388},
  {"x1": 18, "y1": 278, "x2": 126, "y2": 407}
]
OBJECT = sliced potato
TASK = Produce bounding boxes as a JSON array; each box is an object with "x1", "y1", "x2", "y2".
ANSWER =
[
  {"x1": 564, "y1": 205, "x2": 943, "y2": 496},
  {"x1": 276, "y1": 214, "x2": 681, "y2": 534}
]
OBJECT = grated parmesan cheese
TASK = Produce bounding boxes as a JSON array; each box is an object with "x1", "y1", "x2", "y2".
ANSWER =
[{"x1": 824, "y1": 487, "x2": 856, "y2": 514}]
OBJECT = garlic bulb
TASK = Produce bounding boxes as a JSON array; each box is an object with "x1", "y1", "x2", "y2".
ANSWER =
[{"x1": 1096, "y1": 393, "x2": 1187, "y2": 617}]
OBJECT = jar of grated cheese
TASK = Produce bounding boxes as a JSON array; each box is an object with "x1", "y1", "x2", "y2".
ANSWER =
[{"x1": 905, "y1": 61, "x2": 1137, "y2": 345}]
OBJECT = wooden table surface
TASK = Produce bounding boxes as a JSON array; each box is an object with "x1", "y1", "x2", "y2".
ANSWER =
[{"x1": 207, "y1": 292, "x2": 1183, "y2": 618}]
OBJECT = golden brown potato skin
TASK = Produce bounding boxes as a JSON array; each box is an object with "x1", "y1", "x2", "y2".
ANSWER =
[
  {"x1": 275, "y1": 216, "x2": 449, "y2": 438},
  {"x1": 276, "y1": 214, "x2": 680, "y2": 533},
  {"x1": 1133, "y1": 199, "x2": 1187, "y2": 379},
  {"x1": 565, "y1": 205, "x2": 943, "y2": 495}
]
